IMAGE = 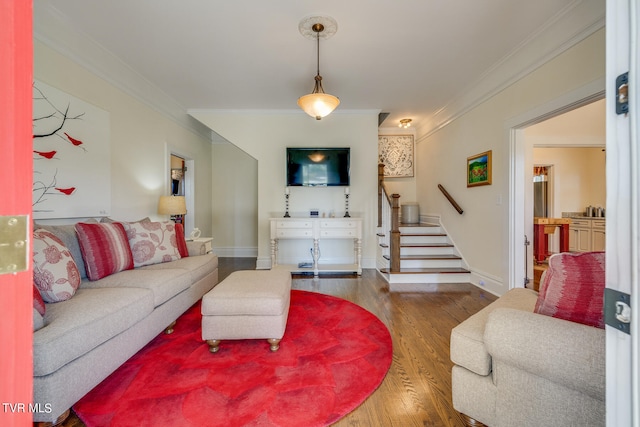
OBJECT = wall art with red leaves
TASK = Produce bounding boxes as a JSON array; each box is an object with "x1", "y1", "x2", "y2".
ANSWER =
[{"x1": 33, "y1": 81, "x2": 111, "y2": 219}]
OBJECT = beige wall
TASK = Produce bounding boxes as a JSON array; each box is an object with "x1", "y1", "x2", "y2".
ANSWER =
[
  {"x1": 416, "y1": 28, "x2": 605, "y2": 294},
  {"x1": 533, "y1": 147, "x2": 606, "y2": 216},
  {"x1": 212, "y1": 143, "x2": 258, "y2": 256},
  {"x1": 190, "y1": 111, "x2": 379, "y2": 269},
  {"x1": 34, "y1": 40, "x2": 214, "y2": 236}
]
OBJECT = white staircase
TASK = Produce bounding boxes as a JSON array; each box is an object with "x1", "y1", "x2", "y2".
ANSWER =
[{"x1": 377, "y1": 222, "x2": 471, "y2": 291}]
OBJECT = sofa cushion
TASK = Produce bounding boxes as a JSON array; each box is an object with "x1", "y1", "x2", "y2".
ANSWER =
[
  {"x1": 100, "y1": 216, "x2": 150, "y2": 224},
  {"x1": 534, "y1": 252, "x2": 605, "y2": 329},
  {"x1": 33, "y1": 287, "x2": 154, "y2": 377},
  {"x1": 75, "y1": 222, "x2": 134, "y2": 281},
  {"x1": 33, "y1": 229, "x2": 81, "y2": 302},
  {"x1": 450, "y1": 288, "x2": 538, "y2": 376},
  {"x1": 33, "y1": 308, "x2": 45, "y2": 332},
  {"x1": 140, "y1": 253, "x2": 218, "y2": 284},
  {"x1": 126, "y1": 221, "x2": 181, "y2": 267},
  {"x1": 34, "y1": 220, "x2": 98, "y2": 280},
  {"x1": 80, "y1": 268, "x2": 193, "y2": 307}
]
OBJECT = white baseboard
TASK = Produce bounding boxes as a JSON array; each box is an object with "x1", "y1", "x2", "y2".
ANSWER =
[
  {"x1": 468, "y1": 269, "x2": 504, "y2": 297},
  {"x1": 213, "y1": 246, "x2": 258, "y2": 258},
  {"x1": 256, "y1": 256, "x2": 377, "y2": 271}
]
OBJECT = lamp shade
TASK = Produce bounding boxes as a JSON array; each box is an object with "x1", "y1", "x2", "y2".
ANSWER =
[
  {"x1": 297, "y1": 93, "x2": 340, "y2": 120},
  {"x1": 158, "y1": 196, "x2": 187, "y2": 215}
]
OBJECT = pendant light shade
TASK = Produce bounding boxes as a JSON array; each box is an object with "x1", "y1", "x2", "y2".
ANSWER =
[
  {"x1": 298, "y1": 18, "x2": 340, "y2": 120},
  {"x1": 297, "y1": 87, "x2": 340, "y2": 120}
]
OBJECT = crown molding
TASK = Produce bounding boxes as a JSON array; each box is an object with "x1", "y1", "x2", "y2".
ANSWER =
[
  {"x1": 415, "y1": 0, "x2": 605, "y2": 142},
  {"x1": 33, "y1": 4, "x2": 213, "y2": 142}
]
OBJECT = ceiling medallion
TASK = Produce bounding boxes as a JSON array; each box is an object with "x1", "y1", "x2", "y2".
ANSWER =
[{"x1": 298, "y1": 15, "x2": 338, "y2": 40}]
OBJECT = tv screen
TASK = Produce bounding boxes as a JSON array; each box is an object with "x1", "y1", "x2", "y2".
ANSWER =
[{"x1": 287, "y1": 147, "x2": 350, "y2": 187}]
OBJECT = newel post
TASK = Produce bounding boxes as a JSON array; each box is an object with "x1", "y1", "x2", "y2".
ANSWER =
[
  {"x1": 378, "y1": 163, "x2": 385, "y2": 227},
  {"x1": 390, "y1": 194, "x2": 401, "y2": 272}
]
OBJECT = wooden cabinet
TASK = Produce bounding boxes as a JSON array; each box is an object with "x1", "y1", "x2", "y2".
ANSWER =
[
  {"x1": 591, "y1": 220, "x2": 606, "y2": 251},
  {"x1": 270, "y1": 217, "x2": 362, "y2": 276},
  {"x1": 569, "y1": 218, "x2": 605, "y2": 252}
]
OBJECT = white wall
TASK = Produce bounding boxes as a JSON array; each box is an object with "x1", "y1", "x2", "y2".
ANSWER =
[
  {"x1": 34, "y1": 40, "x2": 214, "y2": 236},
  {"x1": 190, "y1": 111, "x2": 379, "y2": 269},
  {"x1": 212, "y1": 142, "x2": 258, "y2": 257},
  {"x1": 416, "y1": 28, "x2": 605, "y2": 295}
]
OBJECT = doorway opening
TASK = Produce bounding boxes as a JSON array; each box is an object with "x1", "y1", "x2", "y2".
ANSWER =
[
  {"x1": 507, "y1": 82, "x2": 605, "y2": 291},
  {"x1": 168, "y1": 152, "x2": 195, "y2": 235}
]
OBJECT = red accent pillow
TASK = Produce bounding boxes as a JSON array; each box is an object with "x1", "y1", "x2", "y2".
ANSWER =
[
  {"x1": 534, "y1": 251, "x2": 605, "y2": 328},
  {"x1": 33, "y1": 283, "x2": 46, "y2": 316},
  {"x1": 75, "y1": 222, "x2": 134, "y2": 281},
  {"x1": 174, "y1": 223, "x2": 189, "y2": 258}
]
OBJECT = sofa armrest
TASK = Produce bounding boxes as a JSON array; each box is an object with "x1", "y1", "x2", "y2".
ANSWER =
[
  {"x1": 485, "y1": 308, "x2": 605, "y2": 400},
  {"x1": 186, "y1": 240, "x2": 207, "y2": 256}
]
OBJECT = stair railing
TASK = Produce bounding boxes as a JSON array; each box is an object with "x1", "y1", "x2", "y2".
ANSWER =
[
  {"x1": 438, "y1": 184, "x2": 464, "y2": 214},
  {"x1": 378, "y1": 164, "x2": 401, "y2": 272}
]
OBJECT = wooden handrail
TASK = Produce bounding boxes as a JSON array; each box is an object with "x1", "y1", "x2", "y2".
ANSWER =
[{"x1": 438, "y1": 184, "x2": 463, "y2": 214}]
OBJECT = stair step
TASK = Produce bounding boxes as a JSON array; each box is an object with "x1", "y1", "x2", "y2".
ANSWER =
[
  {"x1": 401, "y1": 233, "x2": 447, "y2": 237},
  {"x1": 383, "y1": 254, "x2": 462, "y2": 261},
  {"x1": 401, "y1": 243, "x2": 453, "y2": 248},
  {"x1": 380, "y1": 267, "x2": 469, "y2": 274}
]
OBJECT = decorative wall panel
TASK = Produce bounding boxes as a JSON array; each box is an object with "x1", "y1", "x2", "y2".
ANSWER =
[
  {"x1": 33, "y1": 81, "x2": 111, "y2": 219},
  {"x1": 378, "y1": 135, "x2": 414, "y2": 177}
]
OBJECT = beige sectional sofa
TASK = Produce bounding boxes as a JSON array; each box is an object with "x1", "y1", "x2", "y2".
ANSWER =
[
  {"x1": 450, "y1": 287, "x2": 605, "y2": 427},
  {"x1": 32, "y1": 222, "x2": 219, "y2": 425}
]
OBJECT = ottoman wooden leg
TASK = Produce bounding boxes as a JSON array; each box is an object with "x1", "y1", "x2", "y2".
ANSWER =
[
  {"x1": 165, "y1": 320, "x2": 176, "y2": 334},
  {"x1": 267, "y1": 338, "x2": 281, "y2": 352},
  {"x1": 207, "y1": 339, "x2": 221, "y2": 353}
]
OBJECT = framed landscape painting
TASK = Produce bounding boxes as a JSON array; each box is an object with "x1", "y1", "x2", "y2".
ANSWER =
[{"x1": 467, "y1": 150, "x2": 492, "y2": 187}]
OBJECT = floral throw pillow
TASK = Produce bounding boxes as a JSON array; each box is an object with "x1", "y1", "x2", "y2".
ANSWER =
[
  {"x1": 127, "y1": 221, "x2": 182, "y2": 267},
  {"x1": 33, "y1": 229, "x2": 81, "y2": 303}
]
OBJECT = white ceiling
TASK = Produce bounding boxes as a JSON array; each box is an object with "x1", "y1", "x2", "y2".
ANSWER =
[{"x1": 34, "y1": 1, "x2": 603, "y2": 133}]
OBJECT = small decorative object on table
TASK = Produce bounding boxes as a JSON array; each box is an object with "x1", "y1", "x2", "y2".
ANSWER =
[
  {"x1": 190, "y1": 228, "x2": 201, "y2": 239},
  {"x1": 344, "y1": 187, "x2": 351, "y2": 217},
  {"x1": 284, "y1": 187, "x2": 291, "y2": 218}
]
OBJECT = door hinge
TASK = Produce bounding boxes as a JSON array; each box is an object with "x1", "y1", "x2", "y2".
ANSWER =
[
  {"x1": 616, "y1": 72, "x2": 629, "y2": 115},
  {"x1": 0, "y1": 215, "x2": 29, "y2": 275},
  {"x1": 604, "y1": 288, "x2": 631, "y2": 334}
]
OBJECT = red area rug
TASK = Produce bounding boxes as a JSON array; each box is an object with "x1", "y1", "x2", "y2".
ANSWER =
[{"x1": 74, "y1": 290, "x2": 392, "y2": 427}]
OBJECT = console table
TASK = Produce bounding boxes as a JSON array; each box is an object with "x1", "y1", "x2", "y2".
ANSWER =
[{"x1": 270, "y1": 217, "x2": 362, "y2": 276}]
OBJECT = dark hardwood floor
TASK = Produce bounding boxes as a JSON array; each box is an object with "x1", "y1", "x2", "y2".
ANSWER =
[{"x1": 59, "y1": 258, "x2": 496, "y2": 427}]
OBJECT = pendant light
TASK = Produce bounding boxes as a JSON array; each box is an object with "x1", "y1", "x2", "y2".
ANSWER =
[{"x1": 298, "y1": 17, "x2": 340, "y2": 120}]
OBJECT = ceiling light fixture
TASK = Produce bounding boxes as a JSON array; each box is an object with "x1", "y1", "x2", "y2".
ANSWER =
[
  {"x1": 298, "y1": 16, "x2": 340, "y2": 120},
  {"x1": 399, "y1": 118, "x2": 412, "y2": 129}
]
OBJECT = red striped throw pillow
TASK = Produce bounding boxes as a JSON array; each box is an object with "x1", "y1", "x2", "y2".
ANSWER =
[
  {"x1": 174, "y1": 223, "x2": 189, "y2": 258},
  {"x1": 534, "y1": 251, "x2": 605, "y2": 328},
  {"x1": 75, "y1": 222, "x2": 134, "y2": 281}
]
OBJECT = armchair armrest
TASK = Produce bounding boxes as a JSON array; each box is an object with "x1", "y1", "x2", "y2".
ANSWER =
[{"x1": 485, "y1": 308, "x2": 605, "y2": 400}]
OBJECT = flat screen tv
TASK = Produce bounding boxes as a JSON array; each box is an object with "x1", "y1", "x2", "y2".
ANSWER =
[{"x1": 286, "y1": 147, "x2": 350, "y2": 187}]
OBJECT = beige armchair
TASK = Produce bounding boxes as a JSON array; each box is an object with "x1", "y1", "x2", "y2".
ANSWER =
[{"x1": 450, "y1": 254, "x2": 606, "y2": 427}]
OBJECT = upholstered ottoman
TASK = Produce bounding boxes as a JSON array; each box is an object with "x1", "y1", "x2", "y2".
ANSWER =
[{"x1": 201, "y1": 269, "x2": 291, "y2": 353}]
